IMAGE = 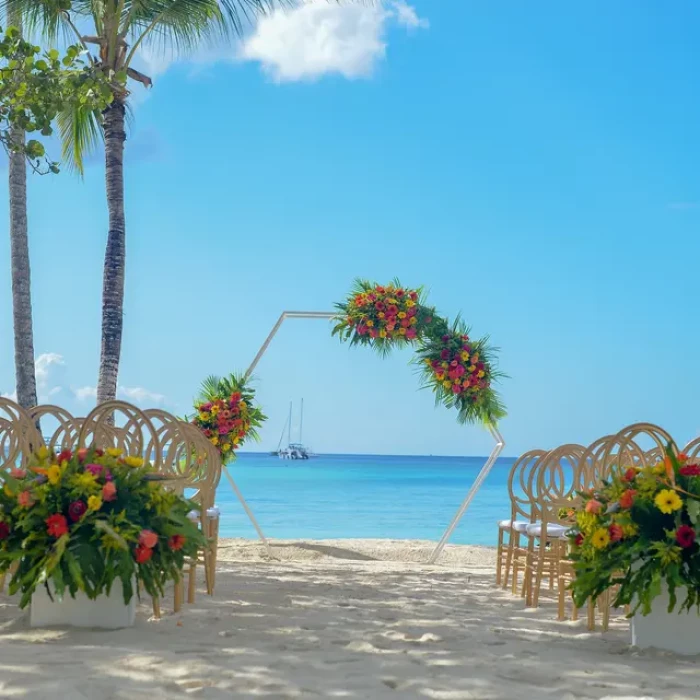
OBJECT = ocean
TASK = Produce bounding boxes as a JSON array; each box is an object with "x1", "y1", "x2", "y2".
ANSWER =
[{"x1": 215, "y1": 453, "x2": 515, "y2": 546}]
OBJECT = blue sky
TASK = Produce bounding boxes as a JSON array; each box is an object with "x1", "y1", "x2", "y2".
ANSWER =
[{"x1": 0, "y1": 0, "x2": 698, "y2": 457}]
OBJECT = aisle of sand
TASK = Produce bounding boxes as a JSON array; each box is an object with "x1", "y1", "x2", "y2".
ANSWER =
[{"x1": 0, "y1": 539, "x2": 697, "y2": 699}]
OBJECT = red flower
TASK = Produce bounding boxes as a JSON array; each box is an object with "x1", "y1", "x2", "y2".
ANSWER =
[
  {"x1": 46, "y1": 514, "x2": 68, "y2": 538},
  {"x1": 676, "y1": 525, "x2": 696, "y2": 549},
  {"x1": 622, "y1": 468, "x2": 637, "y2": 482},
  {"x1": 440, "y1": 349, "x2": 450, "y2": 360},
  {"x1": 68, "y1": 501, "x2": 87, "y2": 522},
  {"x1": 619, "y1": 489, "x2": 637, "y2": 509},
  {"x1": 102, "y1": 482, "x2": 117, "y2": 502},
  {"x1": 134, "y1": 545, "x2": 153, "y2": 564},
  {"x1": 396, "y1": 289, "x2": 405, "y2": 297},
  {"x1": 57, "y1": 450, "x2": 72, "y2": 464},
  {"x1": 574, "y1": 533, "x2": 584, "y2": 547},
  {"x1": 608, "y1": 524, "x2": 624, "y2": 542},
  {"x1": 376, "y1": 286, "x2": 386, "y2": 294},
  {"x1": 442, "y1": 335, "x2": 451, "y2": 343},
  {"x1": 409, "y1": 291, "x2": 418, "y2": 301},
  {"x1": 375, "y1": 301, "x2": 385, "y2": 311},
  {"x1": 77, "y1": 448, "x2": 89, "y2": 463},
  {"x1": 680, "y1": 464, "x2": 700, "y2": 477},
  {"x1": 452, "y1": 384, "x2": 462, "y2": 394},
  {"x1": 0, "y1": 522, "x2": 9, "y2": 540},
  {"x1": 139, "y1": 529, "x2": 159, "y2": 549},
  {"x1": 406, "y1": 328, "x2": 417, "y2": 339},
  {"x1": 679, "y1": 452, "x2": 689, "y2": 462},
  {"x1": 370, "y1": 328, "x2": 379, "y2": 338},
  {"x1": 168, "y1": 534, "x2": 186, "y2": 551}
]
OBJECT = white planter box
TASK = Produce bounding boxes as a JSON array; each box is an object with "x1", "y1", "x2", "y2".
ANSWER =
[
  {"x1": 30, "y1": 579, "x2": 136, "y2": 629},
  {"x1": 631, "y1": 586, "x2": 700, "y2": 655}
]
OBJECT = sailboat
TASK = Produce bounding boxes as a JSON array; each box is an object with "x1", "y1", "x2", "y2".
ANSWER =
[{"x1": 273, "y1": 400, "x2": 312, "y2": 460}]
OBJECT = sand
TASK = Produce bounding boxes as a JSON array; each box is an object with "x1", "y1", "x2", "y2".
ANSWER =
[{"x1": 0, "y1": 538, "x2": 698, "y2": 699}]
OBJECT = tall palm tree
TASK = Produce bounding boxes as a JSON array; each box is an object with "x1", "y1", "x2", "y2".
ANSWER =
[
  {"x1": 7, "y1": 0, "x2": 292, "y2": 405},
  {"x1": 7, "y1": 10, "x2": 37, "y2": 410}
]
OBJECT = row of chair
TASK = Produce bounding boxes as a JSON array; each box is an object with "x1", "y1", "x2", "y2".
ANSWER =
[
  {"x1": 0, "y1": 398, "x2": 223, "y2": 617},
  {"x1": 495, "y1": 423, "x2": 700, "y2": 628}
]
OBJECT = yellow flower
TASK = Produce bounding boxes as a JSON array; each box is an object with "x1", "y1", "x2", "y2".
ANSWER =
[
  {"x1": 37, "y1": 446, "x2": 50, "y2": 460},
  {"x1": 398, "y1": 328, "x2": 407, "y2": 335},
  {"x1": 87, "y1": 495, "x2": 102, "y2": 511},
  {"x1": 378, "y1": 312, "x2": 385, "y2": 319},
  {"x1": 410, "y1": 317, "x2": 417, "y2": 325},
  {"x1": 211, "y1": 436, "x2": 219, "y2": 446},
  {"x1": 366, "y1": 320, "x2": 374, "y2": 327},
  {"x1": 3, "y1": 485, "x2": 14, "y2": 498},
  {"x1": 591, "y1": 528, "x2": 610, "y2": 549},
  {"x1": 405, "y1": 299, "x2": 415, "y2": 307},
  {"x1": 107, "y1": 448, "x2": 123, "y2": 458},
  {"x1": 75, "y1": 472, "x2": 98, "y2": 490},
  {"x1": 469, "y1": 364, "x2": 476, "y2": 372},
  {"x1": 387, "y1": 298, "x2": 397, "y2": 305},
  {"x1": 477, "y1": 370, "x2": 486, "y2": 378},
  {"x1": 123, "y1": 456, "x2": 143, "y2": 468},
  {"x1": 199, "y1": 411, "x2": 210, "y2": 421},
  {"x1": 653, "y1": 463, "x2": 666, "y2": 476},
  {"x1": 441, "y1": 362, "x2": 448, "y2": 369},
  {"x1": 622, "y1": 523, "x2": 639, "y2": 538},
  {"x1": 379, "y1": 329, "x2": 387, "y2": 338},
  {"x1": 47, "y1": 464, "x2": 62, "y2": 485},
  {"x1": 223, "y1": 443, "x2": 231, "y2": 452},
  {"x1": 397, "y1": 311, "x2": 407, "y2": 319},
  {"x1": 461, "y1": 352, "x2": 470, "y2": 361},
  {"x1": 442, "y1": 380, "x2": 452, "y2": 390},
  {"x1": 655, "y1": 489, "x2": 682, "y2": 514},
  {"x1": 424, "y1": 358, "x2": 431, "y2": 365},
  {"x1": 211, "y1": 405, "x2": 220, "y2": 415}
]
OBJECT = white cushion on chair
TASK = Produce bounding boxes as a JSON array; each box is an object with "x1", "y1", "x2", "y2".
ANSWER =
[
  {"x1": 206, "y1": 506, "x2": 221, "y2": 520},
  {"x1": 526, "y1": 523, "x2": 568, "y2": 539},
  {"x1": 499, "y1": 519, "x2": 530, "y2": 533}
]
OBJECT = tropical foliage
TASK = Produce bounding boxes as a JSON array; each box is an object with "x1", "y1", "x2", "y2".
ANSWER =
[
  {"x1": 0, "y1": 447, "x2": 205, "y2": 609},
  {"x1": 569, "y1": 447, "x2": 700, "y2": 615},
  {"x1": 0, "y1": 25, "x2": 111, "y2": 171},
  {"x1": 191, "y1": 374, "x2": 267, "y2": 464},
  {"x1": 333, "y1": 279, "x2": 506, "y2": 426}
]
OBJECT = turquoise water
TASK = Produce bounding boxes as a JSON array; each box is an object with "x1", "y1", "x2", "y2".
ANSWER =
[{"x1": 215, "y1": 453, "x2": 515, "y2": 546}]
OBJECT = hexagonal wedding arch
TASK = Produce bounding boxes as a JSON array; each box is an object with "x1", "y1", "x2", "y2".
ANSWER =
[{"x1": 241, "y1": 281, "x2": 507, "y2": 563}]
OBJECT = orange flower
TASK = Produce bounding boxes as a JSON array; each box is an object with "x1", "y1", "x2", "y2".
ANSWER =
[
  {"x1": 665, "y1": 455, "x2": 676, "y2": 485},
  {"x1": 585, "y1": 499, "x2": 603, "y2": 514},
  {"x1": 619, "y1": 489, "x2": 637, "y2": 509}
]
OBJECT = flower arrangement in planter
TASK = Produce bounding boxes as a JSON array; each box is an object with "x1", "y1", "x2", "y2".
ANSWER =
[
  {"x1": 569, "y1": 448, "x2": 700, "y2": 616},
  {"x1": 332, "y1": 279, "x2": 506, "y2": 426},
  {"x1": 191, "y1": 373, "x2": 267, "y2": 464},
  {"x1": 0, "y1": 447, "x2": 205, "y2": 610}
]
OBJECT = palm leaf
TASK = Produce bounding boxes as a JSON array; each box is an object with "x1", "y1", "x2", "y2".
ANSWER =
[{"x1": 56, "y1": 104, "x2": 102, "y2": 175}]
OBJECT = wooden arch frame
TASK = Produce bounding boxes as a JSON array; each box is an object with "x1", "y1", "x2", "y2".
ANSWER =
[{"x1": 246, "y1": 311, "x2": 506, "y2": 564}]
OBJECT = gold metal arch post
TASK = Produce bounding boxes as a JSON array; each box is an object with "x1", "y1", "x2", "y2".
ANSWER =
[{"x1": 247, "y1": 311, "x2": 505, "y2": 564}]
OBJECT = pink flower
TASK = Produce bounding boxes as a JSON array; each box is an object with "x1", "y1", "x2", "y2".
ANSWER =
[
  {"x1": 77, "y1": 448, "x2": 89, "y2": 463},
  {"x1": 10, "y1": 468, "x2": 26, "y2": 479},
  {"x1": 369, "y1": 328, "x2": 379, "y2": 338},
  {"x1": 440, "y1": 349, "x2": 450, "y2": 360},
  {"x1": 139, "y1": 529, "x2": 158, "y2": 549},
  {"x1": 17, "y1": 491, "x2": 34, "y2": 508},
  {"x1": 452, "y1": 384, "x2": 463, "y2": 394},
  {"x1": 406, "y1": 328, "x2": 417, "y2": 339},
  {"x1": 85, "y1": 463, "x2": 103, "y2": 477},
  {"x1": 102, "y1": 482, "x2": 117, "y2": 502},
  {"x1": 585, "y1": 499, "x2": 603, "y2": 514}
]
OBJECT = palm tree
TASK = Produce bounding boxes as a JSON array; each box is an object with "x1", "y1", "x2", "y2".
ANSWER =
[
  {"x1": 8, "y1": 0, "x2": 292, "y2": 404},
  {"x1": 7, "y1": 10, "x2": 37, "y2": 410}
]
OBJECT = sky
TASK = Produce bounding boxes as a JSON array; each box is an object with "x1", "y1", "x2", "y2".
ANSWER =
[{"x1": 0, "y1": 0, "x2": 698, "y2": 457}]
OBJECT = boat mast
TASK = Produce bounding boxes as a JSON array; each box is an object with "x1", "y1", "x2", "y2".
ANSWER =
[
  {"x1": 288, "y1": 401, "x2": 292, "y2": 446},
  {"x1": 300, "y1": 398, "x2": 304, "y2": 444}
]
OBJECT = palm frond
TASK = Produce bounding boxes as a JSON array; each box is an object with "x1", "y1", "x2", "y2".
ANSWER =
[{"x1": 56, "y1": 104, "x2": 102, "y2": 175}]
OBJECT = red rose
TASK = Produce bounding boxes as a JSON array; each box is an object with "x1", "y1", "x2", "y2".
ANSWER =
[
  {"x1": 134, "y1": 545, "x2": 153, "y2": 564},
  {"x1": 680, "y1": 464, "x2": 700, "y2": 477},
  {"x1": 57, "y1": 450, "x2": 72, "y2": 464},
  {"x1": 574, "y1": 533, "x2": 584, "y2": 547},
  {"x1": 46, "y1": 514, "x2": 68, "y2": 538},
  {"x1": 676, "y1": 525, "x2": 696, "y2": 549},
  {"x1": 168, "y1": 534, "x2": 186, "y2": 551},
  {"x1": 608, "y1": 524, "x2": 624, "y2": 542},
  {"x1": 619, "y1": 489, "x2": 637, "y2": 509},
  {"x1": 68, "y1": 501, "x2": 87, "y2": 522},
  {"x1": 0, "y1": 522, "x2": 9, "y2": 540},
  {"x1": 622, "y1": 467, "x2": 637, "y2": 482}
]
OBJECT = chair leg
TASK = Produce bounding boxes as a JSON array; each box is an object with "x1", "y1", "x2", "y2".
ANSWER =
[
  {"x1": 504, "y1": 532, "x2": 518, "y2": 590},
  {"x1": 557, "y1": 572, "x2": 566, "y2": 621},
  {"x1": 532, "y1": 540, "x2": 547, "y2": 608},
  {"x1": 174, "y1": 577, "x2": 184, "y2": 613},
  {"x1": 496, "y1": 527, "x2": 504, "y2": 586},
  {"x1": 602, "y1": 589, "x2": 610, "y2": 632},
  {"x1": 587, "y1": 599, "x2": 595, "y2": 631},
  {"x1": 188, "y1": 561, "x2": 197, "y2": 604},
  {"x1": 152, "y1": 597, "x2": 161, "y2": 620}
]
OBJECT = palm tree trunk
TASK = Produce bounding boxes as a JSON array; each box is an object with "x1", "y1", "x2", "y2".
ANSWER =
[
  {"x1": 8, "y1": 12, "x2": 37, "y2": 410},
  {"x1": 96, "y1": 99, "x2": 126, "y2": 405}
]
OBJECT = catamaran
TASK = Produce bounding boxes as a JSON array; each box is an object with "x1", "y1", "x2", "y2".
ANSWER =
[{"x1": 273, "y1": 400, "x2": 312, "y2": 459}]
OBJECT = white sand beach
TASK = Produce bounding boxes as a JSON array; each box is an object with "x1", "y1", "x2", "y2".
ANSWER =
[{"x1": 0, "y1": 538, "x2": 698, "y2": 699}]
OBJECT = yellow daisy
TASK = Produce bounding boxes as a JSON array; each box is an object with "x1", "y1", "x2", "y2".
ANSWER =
[
  {"x1": 591, "y1": 528, "x2": 610, "y2": 549},
  {"x1": 87, "y1": 495, "x2": 102, "y2": 511},
  {"x1": 655, "y1": 489, "x2": 682, "y2": 514}
]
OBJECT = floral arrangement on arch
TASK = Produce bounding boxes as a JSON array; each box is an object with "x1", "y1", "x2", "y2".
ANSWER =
[
  {"x1": 0, "y1": 447, "x2": 205, "y2": 609},
  {"x1": 191, "y1": 373, "x2": 267, "y2": 464},
  {"x1": 569, "y1": 447, "x2": 700, "y2": 615},
  {"x1": 333, "y1": 279, "x2": 506, "y2": 426}
]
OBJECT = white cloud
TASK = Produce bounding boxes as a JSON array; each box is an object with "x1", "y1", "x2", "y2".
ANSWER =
[
  {"x1": 73, "y1": 385, "x2": 166, "y2": 407},
  {"x1": 74, "y1": 386, "x2": 97, "y2": 401},
  {"x1": 35, "y1": 353, "x2": 64, "y2": 391},
  {"x1": 133, "y1": 1, "x2": 427, "y2": 85}
]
